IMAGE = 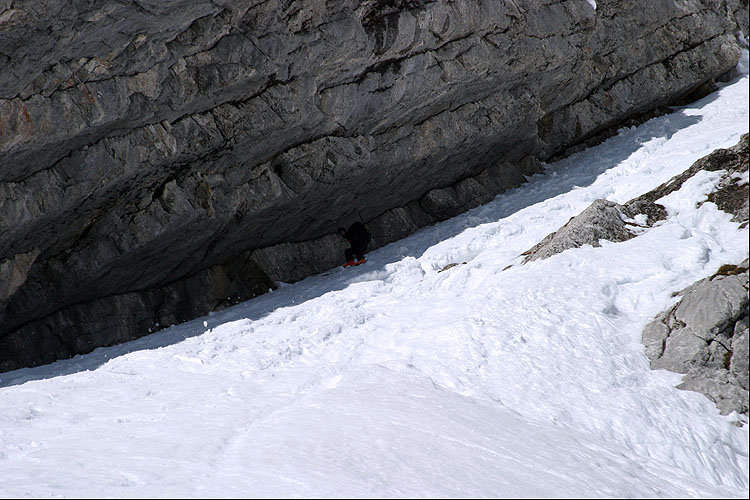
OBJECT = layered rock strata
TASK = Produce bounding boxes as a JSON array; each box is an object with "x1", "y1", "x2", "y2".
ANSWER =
[{"x1": 1, "y1": 0, "x2": 747, "y2": 371}]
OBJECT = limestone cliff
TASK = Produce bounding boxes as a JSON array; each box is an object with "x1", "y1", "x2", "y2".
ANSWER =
[{"x1": 0, "y1": 0, "x2": 747, "y2": 371}]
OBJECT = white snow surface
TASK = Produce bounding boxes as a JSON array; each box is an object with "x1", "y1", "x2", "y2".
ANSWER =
[{"x1": 1, "y1": 56, "x2": 749, "y2": 499}]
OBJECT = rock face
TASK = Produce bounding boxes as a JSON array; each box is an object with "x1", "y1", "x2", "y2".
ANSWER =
[
  {"x1": 519, "y1": 134, "x2": 749, "y2": 416},
  {"x1": 642, "y1": 261, "x2": 749, "y2": 416},
  {"x1": 521, "y1": 199, "x2": 635, "y2": 263},
  {"x1": 638, "y1": 137, "x2": 749, "y2": 417},
  {"x1": 0, "y1": 0, "x2": 747, "y2": 371}
]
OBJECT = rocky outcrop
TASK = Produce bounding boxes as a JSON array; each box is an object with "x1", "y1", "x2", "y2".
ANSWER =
[
  {"x1": 626, "y1": 133, "x2": 750, "y2": 227},
  {"x1": 637, "y1": 135, "x2": 749, "y2": 416},
  {"x1": 521, "y1": 199, "x2": 635, "y2": 263},
  {"x1": 1, "y1": 0, "x2": 747, "y2": 371},
  {"x1": 519, "y1": 134, "x2": 749, "y2": 415},
  {"x1": 643, "y1": 261, "x2": 749, "y2": 416},
  {"x1": 522, "y1": 134, "x2": 749, "y2": 259}
]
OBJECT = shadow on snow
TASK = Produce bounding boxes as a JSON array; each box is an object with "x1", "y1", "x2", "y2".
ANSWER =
[{"x1": 0, "y1": 99, "x2": 711, "y2": 388}]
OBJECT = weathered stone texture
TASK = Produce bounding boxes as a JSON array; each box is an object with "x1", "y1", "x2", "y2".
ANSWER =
[
  {"x1": 0, "y1": 0, "x2": 747, "y2": 371},
  {"x1": 521, "y1": 199, "x2": 635, "y2": 263},
  {"x1": 643, "y1": 261, "x2": 749, "y2": 416}
]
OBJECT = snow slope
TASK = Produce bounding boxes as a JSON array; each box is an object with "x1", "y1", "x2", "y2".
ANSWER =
[{"x1": 1, "y1": 55, "x2": 748, "y2": 499}]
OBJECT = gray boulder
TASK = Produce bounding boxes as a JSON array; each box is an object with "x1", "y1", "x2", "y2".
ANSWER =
[
  {"x1": 521, "y1": 199, "x2": 634, "y2": 263},
  {"x1": 643, "y1": 261, "x2": 749, "y2": 416}
]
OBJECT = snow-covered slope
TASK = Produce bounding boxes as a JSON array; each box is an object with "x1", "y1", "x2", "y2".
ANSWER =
[{"x1": 1, "y1": 57, "x2": 748, "y2": 499}]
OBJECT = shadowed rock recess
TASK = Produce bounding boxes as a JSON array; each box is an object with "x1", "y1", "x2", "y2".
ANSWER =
[{"x1": 0, "y1": 0, "x2": 747, "y2": 371}]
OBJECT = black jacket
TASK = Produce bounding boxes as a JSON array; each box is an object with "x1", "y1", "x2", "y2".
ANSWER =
[{"x1": 344, "y1": 222, "x2": 371, "y2": 247}]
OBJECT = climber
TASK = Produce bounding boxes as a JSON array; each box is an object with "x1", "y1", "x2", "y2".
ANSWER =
[{"x1": 338, "y1": 221, "x2": 371, "y2": 268}]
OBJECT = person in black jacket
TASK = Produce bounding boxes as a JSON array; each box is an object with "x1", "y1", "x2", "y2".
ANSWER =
[{"x1": 338, "y1": 221, "x2": 371, "y2": 267}]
